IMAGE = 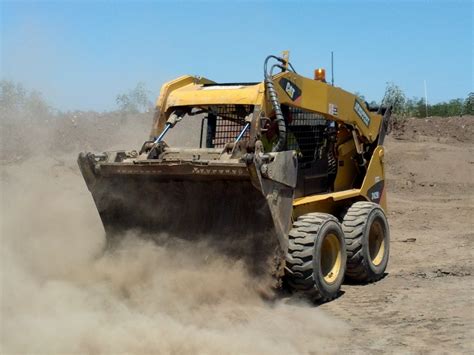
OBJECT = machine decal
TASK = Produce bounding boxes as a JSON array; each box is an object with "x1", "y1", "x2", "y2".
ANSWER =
[
  {"x1": 279, "y1": 78, "x2": 302, "y2": 101},
  {"x1": 192, "y1": 167, "x2": 245, "y2": 176},
  {"x1": 354, "y1": 100, "x2": 371, "y2": 126},
  {"x1": 329, "y1": 103, "x2": 338, "y2": 116},
  {"x1": 367, "y1": 180, "x2": 384, "y2": 204}
]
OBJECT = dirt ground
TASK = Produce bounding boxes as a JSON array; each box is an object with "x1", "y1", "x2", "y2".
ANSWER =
[
  {"x1": 1, "y1": 114, "x2": 472, "y2": 354},
  {"x1": 324, "y1": 117, "x2": 474, "y2": 353}
]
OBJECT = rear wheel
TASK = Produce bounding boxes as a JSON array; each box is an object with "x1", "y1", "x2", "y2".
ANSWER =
[
  {"x1": 342, "y1": 201, "x2": 390, "y2": 282},
  {"x1": 285, "y1": 213, "x2": 347, "y2": 303}
]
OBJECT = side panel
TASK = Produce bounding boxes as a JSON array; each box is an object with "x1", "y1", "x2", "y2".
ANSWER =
[{"x1": 360, "y1": 146, "x2": 387, "y2": 211}]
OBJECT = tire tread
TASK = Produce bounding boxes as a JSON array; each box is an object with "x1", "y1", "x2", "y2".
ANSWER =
[
  {"x1": 285, "y1": 213, "x2": 340, "y2": 302},
  {"x1": 342, "y1": 201, "x2": 388, "y2": 282}
]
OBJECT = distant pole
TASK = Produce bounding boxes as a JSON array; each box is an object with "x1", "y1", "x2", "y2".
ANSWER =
[
  {"x1": 424, "y1": 80, "x2": 428, "y2": 117},
  {"x1": 330, "y1": 51, "x2": 335, "y2": 86}
]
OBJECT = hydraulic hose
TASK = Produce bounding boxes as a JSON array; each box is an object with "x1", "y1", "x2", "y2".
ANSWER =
[
  {"x1": 265, "y1": 78, "x2": 287, "y2": 152},
  {"x1": 263, "y1": 55, "x2": 291, "y2": 152}
]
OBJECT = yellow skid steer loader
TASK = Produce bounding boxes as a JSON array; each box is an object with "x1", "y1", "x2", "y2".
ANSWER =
[{"x1": 78, "y1": 53, "x2": 391, "y2": 302}]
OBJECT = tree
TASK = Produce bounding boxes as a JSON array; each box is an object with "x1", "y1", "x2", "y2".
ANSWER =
[
  {"x1": 382, "y1": 82, "x2": 407, "y2": 116},
  {"x1": 429, "y1": 98, "x2": 464, "y2": 117},
  {"x1": 116, "y1": 82, "x2": 153, "y2": 113},
  {"x1": 405, "y1": 97, "x2": 428, "y2": 118},
  {"x1": 0, "y1": 80, "x2": 26, "y2": 111},
  {"x1": 0, "y1": 80, "x2": 50, "y2": 119},
  {"x1": 463, "y1": 92, "x2": 473, "y2": 115}
]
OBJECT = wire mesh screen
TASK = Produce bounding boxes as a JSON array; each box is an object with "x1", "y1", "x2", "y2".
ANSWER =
[
  {"x1": 287, "y1": 107, "x2": 328, "y2": 163},
  {"x1": 208, "y1": 105, "x2": 252, "y2": 148}
]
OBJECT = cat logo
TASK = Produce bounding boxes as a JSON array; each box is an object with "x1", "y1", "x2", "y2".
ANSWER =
[
  {"x1": 279, "y1": 78, "x2": 302, "y2": 101},
  {"x1": 285, "y1": 82, "x2": 295, "y2": 98}
]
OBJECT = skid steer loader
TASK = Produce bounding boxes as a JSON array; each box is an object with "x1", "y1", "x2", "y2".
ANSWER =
[{"x1": 78, "y1": 53, "x2": 392, "y2": 302}]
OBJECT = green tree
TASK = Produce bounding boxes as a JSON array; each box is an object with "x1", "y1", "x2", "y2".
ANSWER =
[
  {"x1": 429, "y1": 98, "x2": 464, "y2": 117},
  {"x1": 382, "y1": 82, "x2": 407, "y2": 116},
  {"x1": 463, "y1": 92, "x2": 473, "y2": 115},
  {"x1": 405, "y1": 97, "x2": 428, "y2": 118},
  {"x1": 415, "y1": 97, "x2": 428, "y2": 117}
]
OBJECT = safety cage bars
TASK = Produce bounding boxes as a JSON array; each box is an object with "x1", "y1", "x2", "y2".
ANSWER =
[
  {"x1": 286, "y1": 107, "x2": 329, "y2": 164},
  {"x1": 194, "y1": 105, "x2": 329, "y2": 159},
  {"x1": 199, "y1": 105, "x2": 253, "y2": 148}
]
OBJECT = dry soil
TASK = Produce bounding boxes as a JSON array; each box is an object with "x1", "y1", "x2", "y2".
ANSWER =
[{"x1": 0, "y1": 114, "x2": 472, "y2": 354}]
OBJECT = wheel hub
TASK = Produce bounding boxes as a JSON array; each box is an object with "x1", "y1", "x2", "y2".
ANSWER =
[
  {"x1": 320, "y1": 233, "x2": 342, "y2": 284},
  {"x1": 369, "y1": 219, "x2": 385, "y2": 266}
]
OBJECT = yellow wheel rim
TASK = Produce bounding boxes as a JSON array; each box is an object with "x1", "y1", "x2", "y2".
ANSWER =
[
  {"x1": 320, "y1": 233, "x2": 342, "y2": 284},
  {"x1": 369, "y1": 219, "x2": 385, "y2": 266}
]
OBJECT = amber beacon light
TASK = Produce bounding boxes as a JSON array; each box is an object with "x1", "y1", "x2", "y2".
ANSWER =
[{"x1": 314, "y1": 68, "x2": 326, "y2": 82}]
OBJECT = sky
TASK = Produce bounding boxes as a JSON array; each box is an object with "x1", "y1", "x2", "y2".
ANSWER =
[{"x1": 1, "y1": 0, "x2": 472, "y2": 111}]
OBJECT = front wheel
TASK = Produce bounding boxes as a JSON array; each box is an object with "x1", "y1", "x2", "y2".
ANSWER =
[{"x1": 285, "y1": 213, "x2": 347, "y2": 303}]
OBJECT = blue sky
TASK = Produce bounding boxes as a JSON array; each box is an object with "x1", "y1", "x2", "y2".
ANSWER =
[{"x1": 1, "y1": 0, "x2": 472, "y2": 111}]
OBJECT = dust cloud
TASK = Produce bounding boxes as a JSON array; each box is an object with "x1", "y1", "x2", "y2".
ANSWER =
[{"x1": 0, "y1": 110, "x2": 346, "y2": 354}]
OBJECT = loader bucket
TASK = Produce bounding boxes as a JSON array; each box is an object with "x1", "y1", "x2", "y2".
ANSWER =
[{"x1": 78, "y1": 151, "x2": 297, "y2": 276}]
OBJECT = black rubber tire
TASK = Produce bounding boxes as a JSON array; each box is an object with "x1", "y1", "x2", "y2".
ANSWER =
[
  {"x1": 342, "y1": 201, "x2": 390, "y2": 282},
  {"x1": 285, "y1": 213, "x2": 347, "y2": 303}
]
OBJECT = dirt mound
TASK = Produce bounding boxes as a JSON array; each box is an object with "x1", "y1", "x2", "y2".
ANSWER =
[{"x1": 391, "y1": 115, "x2": 474, "y2": 144}]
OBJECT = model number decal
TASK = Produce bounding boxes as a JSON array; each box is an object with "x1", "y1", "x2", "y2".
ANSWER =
[
  {"x1": 354, "y1": 100, "x2": 371, "y2": 126},
  {"x1": 192, "y1": 167, "x2": 244, "y2": 175},
  {"x1": 367, "y1": 180, "x2": 384, "y2": 204}
]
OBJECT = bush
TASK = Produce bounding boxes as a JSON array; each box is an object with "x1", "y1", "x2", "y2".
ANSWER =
[{"x1": 379, "y1": 82, "x2": 471, "y2": 118}]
